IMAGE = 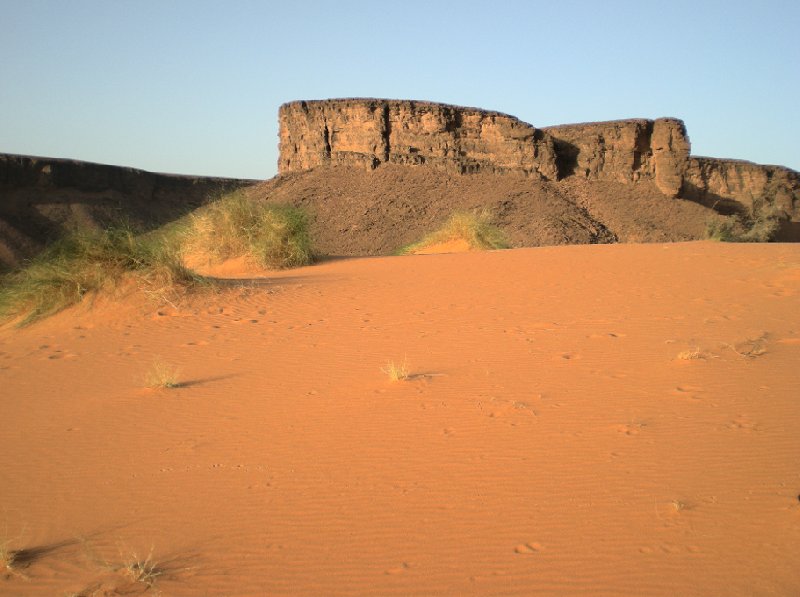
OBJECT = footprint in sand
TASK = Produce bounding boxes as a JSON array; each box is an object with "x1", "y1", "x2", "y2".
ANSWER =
[
  {"x1": 46, "y1": 349, "x2": 78, "y2": 360},
  {"x1": 588, "y1": 332, "x2": 624, "y2": 339},
  {"x1": 384, "y1": 562, "x2": 410, "y2": 575},
  {"x1": 515, "y1": 542, "x2": 544, "y2": 554},
  {"x1": 674, "y1": 385, "x2": 704, "y2": 400},
  {"x1": 616, "y1": 422, "x2": 647, "y2": 436},
  {"x1": 728, "y1": 415, "x2": 758, "y2": 432}
]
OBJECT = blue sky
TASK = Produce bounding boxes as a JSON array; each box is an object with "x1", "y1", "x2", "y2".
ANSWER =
[{"x1": 2, "y1": 0, "x2": 798, "y2": 179}]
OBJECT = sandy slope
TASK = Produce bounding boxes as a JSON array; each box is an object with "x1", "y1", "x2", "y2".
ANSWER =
[{"x1": 1, "y1": 241, "x2": 799, "y2": 596}]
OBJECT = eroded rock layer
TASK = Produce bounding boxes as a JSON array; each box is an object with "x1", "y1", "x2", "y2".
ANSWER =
[
  {"x1": 543, "y1": 118, "x2": 690, "y2": 197},
  {"x1": 683, "y1": 157, "x2": 799, "y2": 216},
  {"x1": 279, "y1": 99, "x2": 559, "y2": 180},
  {"x1": 279, "y1": 99, "x2": 798, "y2": 219}
]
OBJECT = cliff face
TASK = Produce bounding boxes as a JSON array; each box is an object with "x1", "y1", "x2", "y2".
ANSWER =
[
  {"x1": 543, "y1": 118, "x2": 690, "y2": 197},
  {"x1": 279, "y1": 99, "x2": 559, "y2": 180},
  {"x1": 279, "y1": 99, "x2": 798, "y2": 221},
  {"x1": 683, "y1": 157, "x2": 799, "y2": 216}
]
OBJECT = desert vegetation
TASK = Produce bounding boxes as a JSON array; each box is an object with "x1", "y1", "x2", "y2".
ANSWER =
[
  {"x1": 1, "y1": 535, "x2": 17, "y2": 577},
  {"x1": 0, "y1": 192, "x2": 316, "y2": 326},
  {"x1": 705, "y1": 201, "x2": 784, "y2": 242},
  {"x1": 676, "y1": 348, "x2": 707, "y2": 360},
  {"x1": 381, "y1": 358, "x2": 410, "y2": 382},
  {"x1": 118, "y1": 547, "x2": 164, "y2": 588},
  {"x1": 0, "y1": 226, "x2": 202, "y2": 326},
  {"x1": 144, "y1": 358, "x2": 182, "y2": 389},
  {"x1": 183, "y1": 191, "x2": 313, "y2": 269},
  {"x1": 398, "y1": 210, "x2": 510, "y2": 254}
]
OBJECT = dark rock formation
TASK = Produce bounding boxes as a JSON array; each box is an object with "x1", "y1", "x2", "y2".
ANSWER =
[
  {"x1": 683, "y1": 157, "x2": 799, "y2": 216},
  {"x1": 279, "y1": 98, "x2": 798, "y2": 222},
  {"x1": 543, "y1": 118, "x2": 690, "y2": 197},
  {"x1": 279, "y1": 99, "x2": 559, "y2": 180}
]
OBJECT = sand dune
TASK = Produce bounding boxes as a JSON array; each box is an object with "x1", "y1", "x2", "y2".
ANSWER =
[{"x1": 2, "y1": 241, "x2": 799, "y2": 595}]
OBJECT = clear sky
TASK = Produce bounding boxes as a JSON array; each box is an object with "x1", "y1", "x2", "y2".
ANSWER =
[{"x1": 2, "y1": 0, "x2": 798, "y2": 179}]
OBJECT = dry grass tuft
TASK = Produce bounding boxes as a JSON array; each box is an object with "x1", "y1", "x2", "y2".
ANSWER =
[
  {"x1": 145, "y1": 358, "x2": 181, "y2": 389},
  {"x1": 398, "y1": 209, "x2": 510, "y2": 254},
  {"x1": 706, "y1": 201, "x2": 784, "y2": 243},
  {"x1": 671, "y1": 500, "x2": 691, "y2": 512},
  {"x1": 0, "y1": 536, "x2": 16, "y2": 575},
  {"x1": 0, "y1": 226, "x2": 204, "y2": 326},
  {"x1": 184, "y1": 191, "x2": 314, "y2": 269},
  {"x1": 382, "y1": 358, "x2": 410, "y2": 382},
  {"x1": 121, "y1": 548, "x2": 164, "y2": 587},
  {"x1": 676, "y1": 348, "x2": 706, "y2": 360}
]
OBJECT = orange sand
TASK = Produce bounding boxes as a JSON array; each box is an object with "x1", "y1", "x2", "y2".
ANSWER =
[{"x1": 2, "y1": 241, "x2": 799, "y2": 596}]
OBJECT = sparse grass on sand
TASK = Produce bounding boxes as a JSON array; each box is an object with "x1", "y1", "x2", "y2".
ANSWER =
[
  {"x1": 705, "y1": 202, "x2": 783, "y2": 242},
  {"x1": 382, "y1": 358, "x2": 410, "y2": 382},
  {"x1": 1, "y1": 535, "x2": 16, "y2": 575},
  {"x1": 184, "y1": 191, "x2": 314, "y2": 269},
  {"x1": 398, "y1": 210, "x2": 510, "y2": 254},
  {"x1": 671, "y1": 500, "x2": 690, "y2": 512},
  {"x1": 676, "y1": 348, "x2": 706, "y2": 360},
  {"x1": 145, "y1": 358, "x2": 182, "y2": 389},
  {"x1": 0, "y1": 226, "x2": 204, "y2": 326},
  {"x1": 121, "y1": 548, "x2": 163, "y2": 587}
]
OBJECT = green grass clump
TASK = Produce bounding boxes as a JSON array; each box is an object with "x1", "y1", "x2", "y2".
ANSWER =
[
  {"x1": 185, "y1": 191, "x2": 313, "y2": 269},
  {"x1": 398, "y1": 210, "x2": 510, "y2": 254},
  {"x1": 0, "y1": 227, "x2": 203, "y2": 326},
  {"x1": 706, "y1": 202, "x2": 783, "y2": 243}
]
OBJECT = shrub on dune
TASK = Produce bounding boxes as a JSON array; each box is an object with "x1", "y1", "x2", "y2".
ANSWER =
[
  {"x1": 184, "y1": 191, "x2": 313, "y2": 269},
  {"x1": 705, "y1": 201, "x2": 783, "y2": 243},
  {"x1": 0, "y1": 227, "x2": 202, "y2": 326},
  {"x1": 398, "y1": 210, "x2": 510, "y2": 254}
]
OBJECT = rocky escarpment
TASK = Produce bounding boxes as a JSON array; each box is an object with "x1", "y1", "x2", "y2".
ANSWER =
[
  {"x1": 279, "y1": 99, "x2": 799, "y2": 222},
  {"x1": 0, "y1": 154, "x2": 253, "y2": 268},
  {"x1": 543, "y1": 119, "x2": 690, "y2": 197},
  {"x1": 682, "y1": 157, "x2": 799, "y2": 216},
  {"x1": 279, "y1": 99, "x2": 559, "y2": 180}
]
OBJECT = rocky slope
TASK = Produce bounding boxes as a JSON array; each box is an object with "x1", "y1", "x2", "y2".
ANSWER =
[{"x1": 247, "y1": 165, "x2": 712, "y2": 257}]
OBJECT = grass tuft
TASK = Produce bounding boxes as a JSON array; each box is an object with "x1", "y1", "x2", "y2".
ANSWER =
[
  {"x1": 1, "y1": 536, "x2": 16, "y2": 574},
  {"x1": 398, "y1": 210, "x2": 510, "y2": 254},
  {"x1": 671, "y1": 500, "x2": 690, "y2": 512},
  {"x1": 145, "y1": 358, "x2": 181, "y2": 389},
  {"x1": 121, "y1": 547, "x2": 163, "y2": 587},
  {"x1": 0, "y1": 226, "x2": 204, "y2": 326},
  {"x1": 676, "y1": 348, "x2": 705, "y2": 360},
  {"x1": 381, "y1": 358, "x2": 410, "y2": 382},
  {"x1": 184, "y1": 191, "x2": 314, "y2": 269},
  {"x1": 706, "y1": 202, "x2": 784, "y2": 243}
]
